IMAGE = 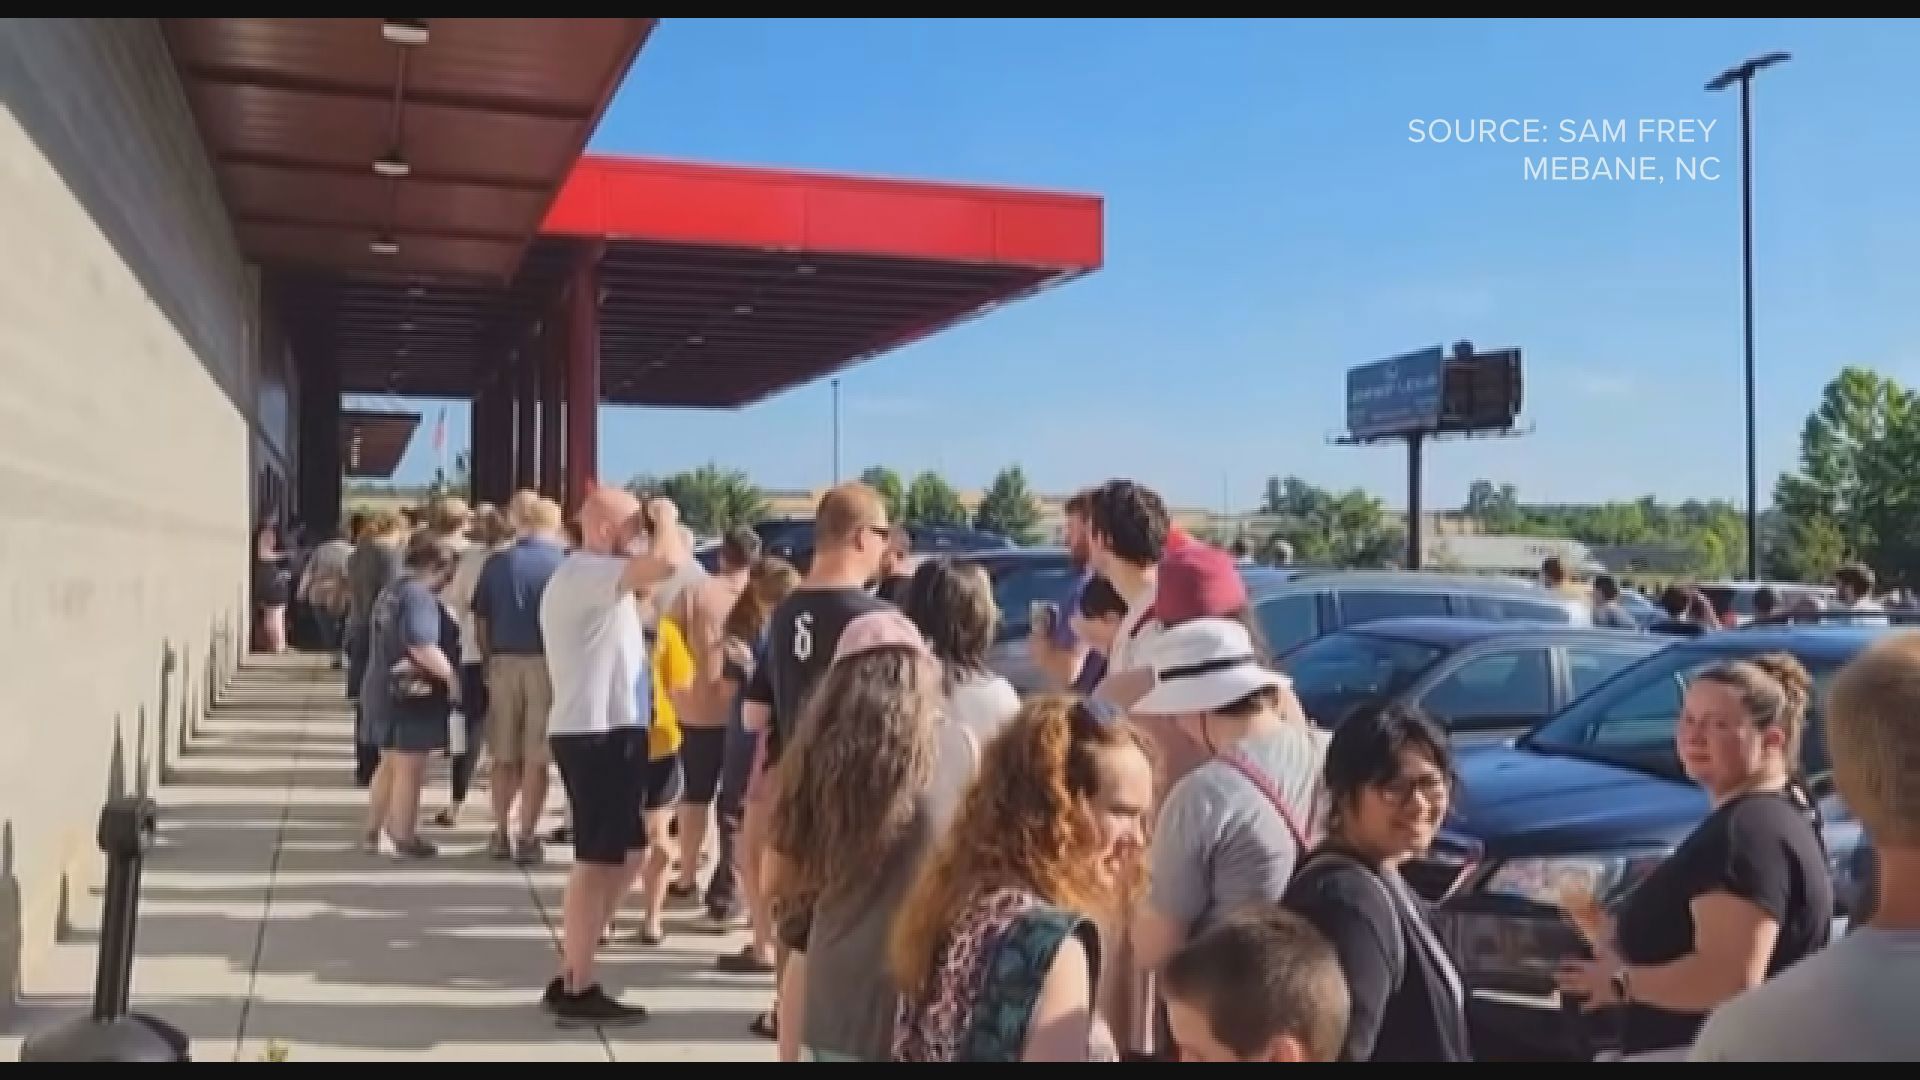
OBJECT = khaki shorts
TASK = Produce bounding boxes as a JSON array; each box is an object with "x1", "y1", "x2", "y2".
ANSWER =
[{"x1": 486, "y1": 655, "x2": 553, "y2": 766}]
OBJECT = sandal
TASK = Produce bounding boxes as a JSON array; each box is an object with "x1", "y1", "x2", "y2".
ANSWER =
[
  {"x1": 716, "y1": 946, "x2": 776, "y2": 974},
  {"x1": 750, "y1": 1010, "x2": 778, "y2": 1040}
]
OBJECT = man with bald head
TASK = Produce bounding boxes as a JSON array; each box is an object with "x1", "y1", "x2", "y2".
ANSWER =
[
  {"x1": 737, "y1": 481, "x2": 893, "y2": 1054},
  {"x1": 537, "y1": 486, "x2": 688, "y2": 1026}
]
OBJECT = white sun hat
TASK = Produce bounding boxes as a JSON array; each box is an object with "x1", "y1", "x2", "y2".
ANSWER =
[{"x1": 1132, "y1": 617, "x2": 1289, "y2": 716}]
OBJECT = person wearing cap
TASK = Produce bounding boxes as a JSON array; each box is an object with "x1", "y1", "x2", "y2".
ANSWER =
[
  {"x1": 1129, "y1": 617, "x2": 1330, "y2": 1057},
  {"x1": 764, "y1": 608, "x2": 959, "y2": 1061},
  {"x1": 1143, "y1": 536, "x2": 1281, "y2": 800}
]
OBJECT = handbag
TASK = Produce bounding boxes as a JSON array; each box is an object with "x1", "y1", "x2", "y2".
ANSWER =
[{"x1": 387, "y1": 660, "x2": 437, "y2": 704}]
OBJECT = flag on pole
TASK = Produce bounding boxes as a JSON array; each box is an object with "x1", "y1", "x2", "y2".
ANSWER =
[{"x1": 432, "y1": 408, "x2": 448, "y2": 477}]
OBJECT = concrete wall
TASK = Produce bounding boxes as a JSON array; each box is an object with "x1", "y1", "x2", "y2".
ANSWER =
[{"x1": 0, "y1": 19, "x2": 257, "y2": 1008}]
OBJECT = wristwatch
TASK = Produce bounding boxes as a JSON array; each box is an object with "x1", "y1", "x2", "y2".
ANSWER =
[{"x1": 1610, "y1": 968, "x2": 1632, "y2": 1005}]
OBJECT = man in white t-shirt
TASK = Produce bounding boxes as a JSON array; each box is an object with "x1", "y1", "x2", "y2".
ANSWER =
[
  {"x1": 536, "y1": 487, "x2": 686, "y2": 1027},
  {"x1": 1086, "y1": 479, "x2": 1172, "y2": 711},
  {"x1": 1690, "y1": 632, "x2": 1920, "y2": 1061}
]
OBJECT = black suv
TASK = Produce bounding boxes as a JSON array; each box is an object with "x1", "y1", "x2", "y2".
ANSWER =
[{"x1": 1419, "y1": 624, "x2": 1881, "y2": 1059}]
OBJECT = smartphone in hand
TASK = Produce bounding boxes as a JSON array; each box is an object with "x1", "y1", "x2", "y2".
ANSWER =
[{"x1": 1030, "y1": 600, "x2": 1060, "y2": 638}]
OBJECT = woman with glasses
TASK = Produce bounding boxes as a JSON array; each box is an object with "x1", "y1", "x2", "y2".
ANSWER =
[{"x1": 1283, "y1": 701, "x2": 1470, "y2": 1062}]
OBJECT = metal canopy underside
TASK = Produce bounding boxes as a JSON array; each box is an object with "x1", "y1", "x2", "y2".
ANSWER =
[
  {"x1": 161, "y1": 19, "x2": 1105, "y2": 411},
  {"x1": 594, "y1": 240, "x2": 1060, "y2": 408},
  {"x1": 340, "y1": 409, "x2": 421, "y2": 478},
  {"x1": 310, "y1": 155, "x2": 1105, "y2": 405},
  {"x1": 162, "y1": 17, "x2": 653, "y2": 282}
]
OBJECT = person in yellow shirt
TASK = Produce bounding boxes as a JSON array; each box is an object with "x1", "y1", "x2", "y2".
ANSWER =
[{"x1": 634, "y1": 611, "x2": 696, "y2": 945}]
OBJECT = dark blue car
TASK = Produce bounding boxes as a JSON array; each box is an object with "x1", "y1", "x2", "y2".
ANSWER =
[{"x1": 1418, "y1": 624, "x2": 1881, "y2": 1060}]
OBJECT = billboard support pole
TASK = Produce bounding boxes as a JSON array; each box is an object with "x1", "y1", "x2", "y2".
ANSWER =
[{"x1": 1406, "y1": 431, "x2": 1425, "y2": 571}]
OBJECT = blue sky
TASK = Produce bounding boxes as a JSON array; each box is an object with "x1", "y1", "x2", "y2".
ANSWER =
[{"x1": 372, "y1": 18, "x2": 1920, "y2": 513}]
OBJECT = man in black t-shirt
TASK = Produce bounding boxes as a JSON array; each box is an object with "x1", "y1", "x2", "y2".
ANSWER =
[
  {"x1": 746, "y1": 484, "x2": 893, "y2": 767},
  {"x1": 725, "y1": 482, "x2": 892, "y2": 1039}
]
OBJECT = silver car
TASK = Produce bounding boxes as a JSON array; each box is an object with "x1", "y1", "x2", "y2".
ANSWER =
[{"x1": 1251, "y1": 570, "x2": 1597, "y2": 660}]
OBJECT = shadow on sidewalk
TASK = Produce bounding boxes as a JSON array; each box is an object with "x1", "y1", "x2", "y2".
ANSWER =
[{"x1": 10, "y1": 654, "x2": 772, "y2": 1058}]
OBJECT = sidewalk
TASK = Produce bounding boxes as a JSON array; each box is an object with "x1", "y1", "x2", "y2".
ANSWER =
[{"x1": 2, "y1": 654, "x2": 776, "y2": 1062}]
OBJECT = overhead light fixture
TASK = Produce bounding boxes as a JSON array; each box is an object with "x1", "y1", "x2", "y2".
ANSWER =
[
  {"x1": 369, "y1": 236, "x2": 400, "y2": 257},
  {"x1": 686, "y1": 334, "x2": 705, "y2": 346},
  {"x1": 795, "y1": 264, "x2": 817, "y2": 276},
  {"x1": 396, "y1": 346, "x2": 410, "y2": 358},
  {"x1": 733, "y1": 303, "x2": 754, "y2": 316},
  {"x1": 382, "y1": 19, "x2": 430, "y2": 46},
  {"x1": 407, "y1": 285, "x2": 426, "y2": 298},
  {"x1": 399, "y1": 320, "x2": 416, "y2": 332},
  {"x1": 373, "y1": 155, "x2": 411, "y2": 179}
]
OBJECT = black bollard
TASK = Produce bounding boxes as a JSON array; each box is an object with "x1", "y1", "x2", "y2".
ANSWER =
[{"x1": 19, "y1": 796, "x2": 190, "y2": 1062}]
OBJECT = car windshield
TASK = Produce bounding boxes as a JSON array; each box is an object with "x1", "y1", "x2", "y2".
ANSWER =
[
  {"x1": 982, "y1": 556, "x2": 1080, "y2": 642},
  {"x1": 1525, "y1": 644, "x2": 1842, "y2": 781},
  {"x1": 1281, "y1": 630, "x2": 1446, "y2": 727}
]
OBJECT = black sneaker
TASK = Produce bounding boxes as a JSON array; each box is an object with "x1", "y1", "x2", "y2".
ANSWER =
[
  {"x1": 541, "y1": 977, "x2": 565, "y2": 1010},
  {"x1": 551, "y1": 984, "x2": 648, "y2": 1028}
]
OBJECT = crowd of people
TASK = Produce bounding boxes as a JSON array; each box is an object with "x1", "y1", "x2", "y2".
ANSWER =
[{"x1": 274, "y1": 477, "x2": 1917, "y2": 1061}]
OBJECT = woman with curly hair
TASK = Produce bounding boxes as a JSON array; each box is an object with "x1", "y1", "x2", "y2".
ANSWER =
[
  {"x1": 891, "y1": 696, "x2": 1155, "y2": 1062},
  {"x1": 764, "y1": 608, "x2": 956, "y2": 1062}
]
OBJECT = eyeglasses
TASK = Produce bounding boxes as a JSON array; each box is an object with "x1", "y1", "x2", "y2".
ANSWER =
[{"x1": 1377, "y1": 773, "x2": 1450, "y2": 808}]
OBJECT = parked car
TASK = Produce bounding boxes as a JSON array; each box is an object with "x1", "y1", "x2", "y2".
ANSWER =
[
  {"x1": 1617, "y1": 589, "x2": 1661, "y2": 628},
  {"x1": 1695, "y1": 580, "x2": 1835, "y2": 626},
  {"x1": 1280, "y1": 619, "x2": 1666, "y2": 742},
  {"x1": 1252, "y1": 571, "x2": 1598, "y2": 659},
  {"x1": 734, "y1": 518, "x2": 1012, "y2": 574},
  {"x1": 966, "y1": 549, "x2": 1302, "y2": 693},
  {"x1": 1420, "y1": 623, "x2": 1881, "y2": 1060}
]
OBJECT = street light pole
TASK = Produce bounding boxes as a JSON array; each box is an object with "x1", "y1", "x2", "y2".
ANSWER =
[
  {"x1": 831, "y1": 377, "x2": 842, "y2": 483},
  {"x1": 1707, "y1": 50, "x2": 1789, "y2": 582}
]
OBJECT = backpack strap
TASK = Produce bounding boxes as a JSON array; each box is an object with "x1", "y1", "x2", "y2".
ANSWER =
[
  {"x1": 1220, "y1": 749, "x2": 1313, "y2": 856},
  {"x1": 1297, "y1": 850, "x2": 1408, "y2": 988}
]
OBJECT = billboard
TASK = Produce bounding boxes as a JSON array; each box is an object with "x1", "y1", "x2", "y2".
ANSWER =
[{"x1": 1346, "y1": 346, "x2": 1445, "y2": 439}]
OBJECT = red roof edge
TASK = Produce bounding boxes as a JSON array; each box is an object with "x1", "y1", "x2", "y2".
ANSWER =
[{"x1": 543, "y1": 153, "x2": 1103, "y2": 271}]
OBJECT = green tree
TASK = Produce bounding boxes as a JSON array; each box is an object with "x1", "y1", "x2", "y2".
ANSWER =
[
  {"x1": 860, "y1": 466, "x2": 906, "y2": 525},
  {"x1": 628, "y1": 464, "x2": 768, "y2": 537},
  {"x1": 973, "y1": 466, "x2": 1043, "y2": 544},
  {"x1": 904, "y1": 471, "x2": 968, "y2": 528},
  {"x1": 1257, "y1": 476, "x2": 1403, "y2": 568},
  {"x1": 1774, "y1": 367, "x2": 1920, "y2": 583}
]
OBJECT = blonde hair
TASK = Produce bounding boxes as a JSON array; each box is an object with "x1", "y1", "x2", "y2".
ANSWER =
[
  {"x1": 814, "y1": 482, "x2": 886, "y2": 549},
  {"x1": 428, "y1": 497, "x2": 470, "y2": 535},
  {"x1": 470, "y1": 504, "x2": 512, "y2": 548},
  {"x1": 506, "y1": 489, "x2": 543, "y2": 532},
  {"x1": 530, "y1": 498, "x2": 564, "y2": 533},
  {"x1": 366, "y1": 510, "x2": 408, "y2": 540},
  {"x1": 1829, "y1": 632, "x2": 1920, "y2": 844}
]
